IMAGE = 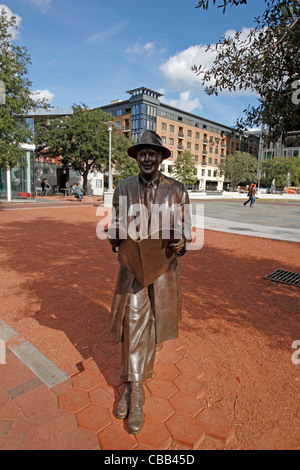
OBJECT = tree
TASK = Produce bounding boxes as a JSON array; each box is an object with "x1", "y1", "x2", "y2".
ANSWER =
[
  {"x1": 171, "y1": 150, "x2": 198, "y2": 186},
  {"x1": 113, "y1": 134, "x2": 139, "y2": 182},
  {"x1": 192, "y1": 0, "x2": 300, "y2": 144},
  {"x1": 35, "y1": 104, "x2": 115, "y2": 193},
  {"x1": 0, "y1": 8, "x2": 46, "y2": 167},
  {"x1": 261, "y1": 156, "x2": 300, "y2": 187},
  {"x1": 220, "y1": 151, "x2": 258, "y2": 190}
]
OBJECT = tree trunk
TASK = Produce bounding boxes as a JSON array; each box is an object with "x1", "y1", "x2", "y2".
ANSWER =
[{"x1": 82, "y1": 171, "x2": 88, "y2": 195}]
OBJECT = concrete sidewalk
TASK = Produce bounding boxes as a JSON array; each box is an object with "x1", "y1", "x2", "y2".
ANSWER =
[{"x1": 192, "y1": 200, "x2": 300, "y2": 243}]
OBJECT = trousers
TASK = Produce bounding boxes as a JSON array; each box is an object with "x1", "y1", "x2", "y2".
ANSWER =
[{"x1": 120, "y1": 278, "x2": 156, "y2": 383}]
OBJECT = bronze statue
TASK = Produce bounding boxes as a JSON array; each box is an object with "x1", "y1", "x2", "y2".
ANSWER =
[{"x1": 108, "y1": 130, "x2": 191, "y2": 434}]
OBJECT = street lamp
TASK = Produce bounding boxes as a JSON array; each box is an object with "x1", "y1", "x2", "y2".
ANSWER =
[
  {"x1": 106, "y1": 121, "x2": 114, "y2": 192},
  {"x1": 104, "y1": 121, "x2": 115, "y2": 207}
]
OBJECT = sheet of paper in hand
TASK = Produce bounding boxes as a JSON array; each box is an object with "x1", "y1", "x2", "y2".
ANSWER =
[{"x1": 118, "y1": 229, "x2": 181, "y2": 287}]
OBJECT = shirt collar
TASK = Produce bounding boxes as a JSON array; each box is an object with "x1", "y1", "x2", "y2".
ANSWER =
[{"x1": 139, "y1": 171, "x2": 161, "y2": 189}]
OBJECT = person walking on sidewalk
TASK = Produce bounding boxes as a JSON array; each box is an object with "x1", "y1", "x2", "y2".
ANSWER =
[
  {"x1": 250, "y1": 183, "x2": 257, "y2": 207},
  {"x1": 243, "y1": 183, "x2": 255, "y2": 207}
]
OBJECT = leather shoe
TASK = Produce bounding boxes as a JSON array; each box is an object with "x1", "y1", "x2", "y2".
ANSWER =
[
  {"x1": 128, "y1": 382, "x2": 145, "y2": 434},
  {"x1": 116, "y1": 382, "x2": 130, "y2": 419}
]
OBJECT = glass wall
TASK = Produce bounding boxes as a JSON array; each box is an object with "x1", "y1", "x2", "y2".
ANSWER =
[
  {"x1": 0, "y1": 151, "x2": 34, "y2": 200},
  {"x1": 0, "y1": 167, "x2": 6, "y2": 198}
]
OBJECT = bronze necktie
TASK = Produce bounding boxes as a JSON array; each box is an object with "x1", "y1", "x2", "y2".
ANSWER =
[{"x1": 144, "y1": 182, "x2": 154, "y2": 234}]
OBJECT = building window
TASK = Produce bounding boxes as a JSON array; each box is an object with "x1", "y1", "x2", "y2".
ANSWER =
[
  {"x1": 116, "y1": 121, "x2": 121, "y2": 129},
  {"x1": 195, "y1": 144, "x2": 199, "y2": 151},
  {"x1": 208, "y1": 170, "x2": 211, "y2": 176},
  {"x1": 160, "y1": 164, "x2": 165, "y2": 172},
  {"x1": 168, "y1": 165, "x2": 173, "y2": 173},
  {"x1": 202, "y1": 169, "x2": 205, "y2": 176},
  {"x1": 169, "y1": 138, "x2": 174, "y2": 146},
  {"x1": 209, "y1": 147, "x2": 213, "y2": 153},
  {"x1": 162, "y1": 136, "x2": 166, "y2": 144},
  {"x1": 215, "y1": 148, "x2": 218, "y2": 154},
  {"x1": 162, "y1": 122, "x2": 167, "y2": 131},
  {"x1": 214, "y1": 159, "x2": 218, "y2": 164},
  {"x1": 214, "y1": 170, "x2": 218, "y2": 177},
  {"x1": 209, "y1": 158, "x2": 212, "y2": 164},
  {"x1": 196, "y1": 132, "x2": 199, "y2": 139},
  {"x1": 187, "y1": 142, "x2": 191, "y2": 149},
  {"x1": 194, "y1": 155, "x2": 198, "y2": 162},
  {"x1": 188, "y1": 130, "x2": 192, "y2": 137},
  {"x1": 170, "y1": 125, "x2": 174, "y2": 133}
]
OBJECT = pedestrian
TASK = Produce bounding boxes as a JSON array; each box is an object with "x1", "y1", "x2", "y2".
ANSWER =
[
  {"x1": 74, "y1": 182, "x2": 83, "y2": 201},
  {"x1": 107, "y1": 130, "x2": 191, "y2": 434},
  {"x1": 250, "y1": 183, "x2": 256, "y2": 207},
  {"x1": 66, "y1": 179, "x2": 70, "y2": 196},
  {"x1": 41, "y1": 178, "x2": 50, "y2": 195},
  {"x1": 243, "y1": 183, "x2": 254, "y2": 207}
]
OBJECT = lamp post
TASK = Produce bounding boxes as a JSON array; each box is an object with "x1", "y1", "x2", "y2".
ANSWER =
[
  {"x1": 104, "y1": 121, "x2": 114, "y2": 207},
  {"x1": 106, "y1": 121, "x2": 113, "y2": 192}
]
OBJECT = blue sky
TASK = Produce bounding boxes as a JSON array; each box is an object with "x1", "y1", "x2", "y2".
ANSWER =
[{"x1": 2, "y1": 0, "x2": 267, "y2": 127}]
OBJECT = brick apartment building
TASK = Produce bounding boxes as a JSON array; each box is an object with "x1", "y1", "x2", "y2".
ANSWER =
[{"x1": 100, "y1": 86, "x2": 259, "y2": 191}]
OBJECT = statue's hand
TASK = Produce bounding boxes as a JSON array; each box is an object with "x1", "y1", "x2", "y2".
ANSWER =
[
  {"x1": 169, "y1": 238, "x2": 185, "y2": 254},
  {"x1": 109, "y1": 238, "x2": 121, "y2": 253}
]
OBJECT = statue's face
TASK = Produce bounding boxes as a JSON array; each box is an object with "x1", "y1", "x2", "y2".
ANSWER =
[{"x1": 137, "y1": 147, "x2": 162, "y2": 180}]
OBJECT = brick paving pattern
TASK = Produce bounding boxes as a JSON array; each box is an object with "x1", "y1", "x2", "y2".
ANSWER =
[{"x1": 0, "y1": 338, "x2": 235, "y2": 450}]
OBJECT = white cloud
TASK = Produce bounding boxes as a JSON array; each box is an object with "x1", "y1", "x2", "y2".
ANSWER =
[
  {"x1": 160, "y1": 44, "x2": 211, "y2": 89},
  {"x1": 160, "y1": 27, "x2": 255, "y2": 96},
  {"x1": 161, "y1": 90, "x2": 202, "y2": 113},
  {"x1": 126, "y1": 41, "x2": 156, "y2": 57},
  {"x1": 0, "y1": 4, "x2": 22, "y2": 39},
  {"x1": 88, "y1": 21, "x2": 129, "y2": 44},
  {"x1": 31, "y1": 89, "x2": 55, "y2": 103}
]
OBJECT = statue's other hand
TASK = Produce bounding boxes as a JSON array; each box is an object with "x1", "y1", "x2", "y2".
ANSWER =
[{"x1": 169, "y1": 238, "x2": 185, "y2": 254}]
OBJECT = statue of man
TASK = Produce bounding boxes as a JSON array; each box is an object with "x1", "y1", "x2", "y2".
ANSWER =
[{"x1": 108, "y1": 130, "x2": 191, "y2": 434}]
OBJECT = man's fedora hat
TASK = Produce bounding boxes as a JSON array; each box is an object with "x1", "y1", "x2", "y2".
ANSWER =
[{"x1": 128, "y1": 130, "x2": 171, "y2": 160}]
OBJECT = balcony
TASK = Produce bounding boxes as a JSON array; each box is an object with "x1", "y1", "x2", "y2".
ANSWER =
[
  {"x1": 122, "y1": 126, "x2": 131, "y2": 132},
  {"x1": 178, "y1": 145, "x2": 184, "y2": 151},
  {"x1": 203, "y1": 139, "x2": 208, "y2": 144},
  {"x1": 178, "y1": 132, "x2": 185, "y2": 138},
  {"x1": 202, "y1": 150, "x2": 207, "y2": 155},
  {"x1": 202, "y1": 161, "x2": 207, "y2": 165}
]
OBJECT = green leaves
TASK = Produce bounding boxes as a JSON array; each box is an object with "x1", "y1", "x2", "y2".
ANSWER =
[
  {"x1": 193, "y1": 1, "x2": 300, "y2": 144},
  {"x1": 171, "y1": 150, "x2": 198, "y2": 186},
  {"x1": 220, "y1": 151, "x2": 258, "y2": 190},
  {"x1": 113, "y1": 134, "x2": 139, "y2": 182},
  {"x1": 261, "y1": 156, "x2": 300, "y2": 187},
  {"x1": 34, "y1": 104, "x2": 115, "y2": 192},
  {"x1": 0, "y1": 8, "x2": 46, "y2": 167}
]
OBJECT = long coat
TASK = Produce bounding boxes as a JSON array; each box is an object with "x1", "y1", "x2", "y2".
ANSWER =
[{"x1": 110, "y1": 172, "x2": 191, "y2": 344}]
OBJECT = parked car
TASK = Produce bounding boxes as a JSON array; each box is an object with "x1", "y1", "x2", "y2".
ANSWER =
[{"x1": 283, "y1": 188, "x2": 297, "y2": 194}]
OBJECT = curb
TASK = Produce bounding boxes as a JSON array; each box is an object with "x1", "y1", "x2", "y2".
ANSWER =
[{"x1": 0, "y1": 319, "x2": 70, "y2": 389}]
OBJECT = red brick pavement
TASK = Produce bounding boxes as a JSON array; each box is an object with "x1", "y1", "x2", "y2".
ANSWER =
[{"x1": 0, "y1": 339, "x2": 235, "y2": 450}]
